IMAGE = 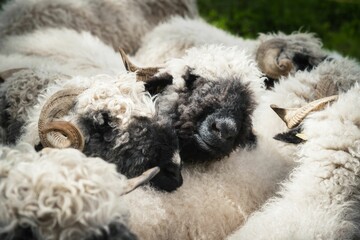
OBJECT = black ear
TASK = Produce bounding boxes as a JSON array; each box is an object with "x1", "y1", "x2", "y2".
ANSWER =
[
  {"x1": 181, "y1": 67, "x2": 199, "y2": 88},
  {"x1": 273, "y1": 125, "x2": 305, "y2": 144},
  {"x1": 144, "y1": 72, "x2": 173, "y2": 95}
]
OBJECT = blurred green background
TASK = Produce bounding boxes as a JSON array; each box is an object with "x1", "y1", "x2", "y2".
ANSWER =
[
  {"x1": 198, "y1": 0, "x2": 360, "y2": 60},
  {"x1": 0, "y1": 0, "x2": 359, "y2": 59}
]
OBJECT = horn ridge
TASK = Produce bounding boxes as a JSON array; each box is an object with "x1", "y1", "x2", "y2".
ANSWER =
[
  {"x1": 271, "y1": 95, "x2": 338, "y2": 128},
  {"x1": 38, "y1": 88, "x2": 86, "y2": 150},
  {"x1": 41, "y1": 121, "x2": 85, "y2": 150}
]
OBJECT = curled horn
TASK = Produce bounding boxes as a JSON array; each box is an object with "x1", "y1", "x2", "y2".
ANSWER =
[
  {"x1": 271, "y1": 95, "x2": 338, "y2": 129},
  {"x1": 118, "y1": 48, "x2": 160, "y2": 82},
  {"x1": 38, "y1": 88, "x2": 86, "y2": 150},
  {"x1": 256, "y1": 38, "x2": 294, "y2": 79},
  {"x1": 122, "y1": 167, "x2": 160, "y2": 194}
]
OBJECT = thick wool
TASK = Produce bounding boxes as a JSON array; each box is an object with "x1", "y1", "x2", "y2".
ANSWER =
[
  {"x1": 228, "y1": 83, "x2": 360, "y2": 240},
  {"x1": 252, "y1": 56, "x2": 360, "y2": 160},
  {"x1": 0, "y1": 28, "x2": 126, "y2": 77},
  {"x1": 0, "y1": 143, "x2": 137, "y2": 240},
  {"x1": 135, "y1": 17, "x2": 257, "y2": 65},
  {"x1": 0, "y1": 0, "x2": 198, "y2": 54},
  {"x1": 123, "y1": 138, "x2": 293, "y2": 240},
  {"x1": 134, "y1": 16, "x2": 327, "y2": 68},
  {"x1": 226, "y1": 56, "x2": 360, "y2": 239}
]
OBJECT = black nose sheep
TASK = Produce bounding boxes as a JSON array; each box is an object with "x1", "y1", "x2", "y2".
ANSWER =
[{"x1": 168, "y1": 74, "x2": 256, "y2": 163}]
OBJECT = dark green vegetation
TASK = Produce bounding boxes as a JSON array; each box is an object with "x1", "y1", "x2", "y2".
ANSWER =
[
  {"x1": 198, "y1": 0, "x2": 360, "y2": 60},
  {"x1": 0, "y1": 0, "x2": 358, "y2": 59}
]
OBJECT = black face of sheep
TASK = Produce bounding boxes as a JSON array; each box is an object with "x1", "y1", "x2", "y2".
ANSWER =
[
  {"x1": 168, "y1": 74, "x2": 257, "y2": 163},
  {"x1": 79, "y1": 112, "x2": 182, "y2": 192}
]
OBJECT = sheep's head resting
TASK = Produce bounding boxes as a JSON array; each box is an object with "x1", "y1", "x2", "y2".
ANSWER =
[
  {"x1": 38, "y1": 80, "x2": 182, "y2": 192},
  {"x1": 121, "y1": 46, "x2": 258, "y2": 163},
  {"x1": 160, "y1": 71, "x2": 257, "y2": 163}
]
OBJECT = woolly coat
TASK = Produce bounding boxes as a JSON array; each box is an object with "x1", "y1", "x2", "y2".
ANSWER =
[
  {"x1": 0, "y1": 0, "x2": 198, "y2": 54},
  {"x1": 135, "y1": 17, "x2": 322, "y2": 62},
  {"x1": 0, "y1": 143, "x2": 137, "y2": 240},
  {"x1": 228, "y1": 56, "x2": 360, "y2": 239}
]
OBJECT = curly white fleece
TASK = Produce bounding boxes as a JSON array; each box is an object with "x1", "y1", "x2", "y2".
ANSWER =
[{"x1": 0, "y1": 143, "x2": 132, "y2": 240}]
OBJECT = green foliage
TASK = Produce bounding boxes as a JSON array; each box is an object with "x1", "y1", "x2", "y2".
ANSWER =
[{"x1": 198, "y1": 0, "x2": 360, "y2": 60}]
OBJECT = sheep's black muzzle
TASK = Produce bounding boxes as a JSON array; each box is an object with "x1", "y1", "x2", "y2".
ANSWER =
[{"x1": 197, "y1": 114, "x2": 238, "y2": 153}]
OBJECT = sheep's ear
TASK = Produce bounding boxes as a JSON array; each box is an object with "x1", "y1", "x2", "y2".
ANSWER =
[
  {"x1": 122, "y1": 167, "x2": 160, "y2": 194},
  {"x1": 182, "y1": 68, "x2": 199, "y2": 88},
  {"x1": 0, "y1": 68, "x2": 27, "y2": 83},
  {"x1": 273, "y1": 125, "x2": 306, "y2": 144},
  {"x1": 119, "y1": 49, "x2": 173, "y2": 95}
]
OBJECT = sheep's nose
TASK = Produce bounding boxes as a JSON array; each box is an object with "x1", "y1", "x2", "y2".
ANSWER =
[{"x1": 210, "y1": 118, "x2": 237, "y2": 140}]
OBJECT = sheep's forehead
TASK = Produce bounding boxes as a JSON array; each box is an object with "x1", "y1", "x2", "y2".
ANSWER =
[
  {"x1": 177, "y1": 45, "x2": 262, "y2": 83},
  {"x1": 74, "y1": 74, "x2": 156, "y2": 125}
]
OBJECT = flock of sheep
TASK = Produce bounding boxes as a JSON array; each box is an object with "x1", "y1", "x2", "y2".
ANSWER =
[{"x1": 0, "y1": 0, "x2": 359, "y2": 239}]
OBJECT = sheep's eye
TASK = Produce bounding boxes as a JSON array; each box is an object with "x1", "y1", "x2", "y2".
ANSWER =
[
  {"x1": 144, "y1": 72, "x2": 173, "y2": 95},
  {"x1": 181, "y1": 68, "x2": 199, "y2": 88}
]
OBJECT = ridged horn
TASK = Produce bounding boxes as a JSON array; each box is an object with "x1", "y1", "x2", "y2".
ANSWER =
[
  {"x1": 271, "y1": 95, "x2": 339, "y2": 129},
  {"x1": 122, "y1": 167, "x2": 160, "y2": 195},
  {"x1": 38, "y1": 88, "x2": 86, "y2": 150},
  {"x1": 256, "y1": 38, "x2": 294, "y2": 79},
  {"x1": 314, "y1": 77, "x2": 338, "y2": 99},
  {"x1": 118, "y1": 48, "x2": 160, "y2": 82}
]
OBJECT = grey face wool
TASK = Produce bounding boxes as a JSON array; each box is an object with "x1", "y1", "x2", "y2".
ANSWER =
[{"x1": 155, "y1": 72, "x2": 257, "y2": 163}]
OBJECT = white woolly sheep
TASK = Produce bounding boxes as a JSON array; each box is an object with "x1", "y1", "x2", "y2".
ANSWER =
[
  {"x1": 0, "y1": 67, "x2": 183, "y2": 192},
  {"x1": 0, "y1": 142, "x2": 161, "y2": 240},
  {"x1": 134, "y1": 16, "x2": 329, "y2": 88},
  {"x1": 228, "y1": 57, "x2": 360, "y2": 240},
  {"x1": 0, "y1": 0, "x2": 198, "y2": 54}
]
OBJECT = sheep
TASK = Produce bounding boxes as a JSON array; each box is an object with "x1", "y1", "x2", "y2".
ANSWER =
[
  {"x1": 228, "y1": 59, "x2": 360, "y2": 240},
  {"x1": 119, "y1": 44, "x2": 261, "y2": 163},
  {"x1": 134, "y1": 16, "x2": 329, "y2": 88},
  {"x1": 0, "y1": 142, "x2": 161, "y2": 240},
  {"x1": 0, "y1": 0, "x2": 198, "y2": 54},
  {"x1": 0, "y1": 67, "x2": 183, "y2": 192}
]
